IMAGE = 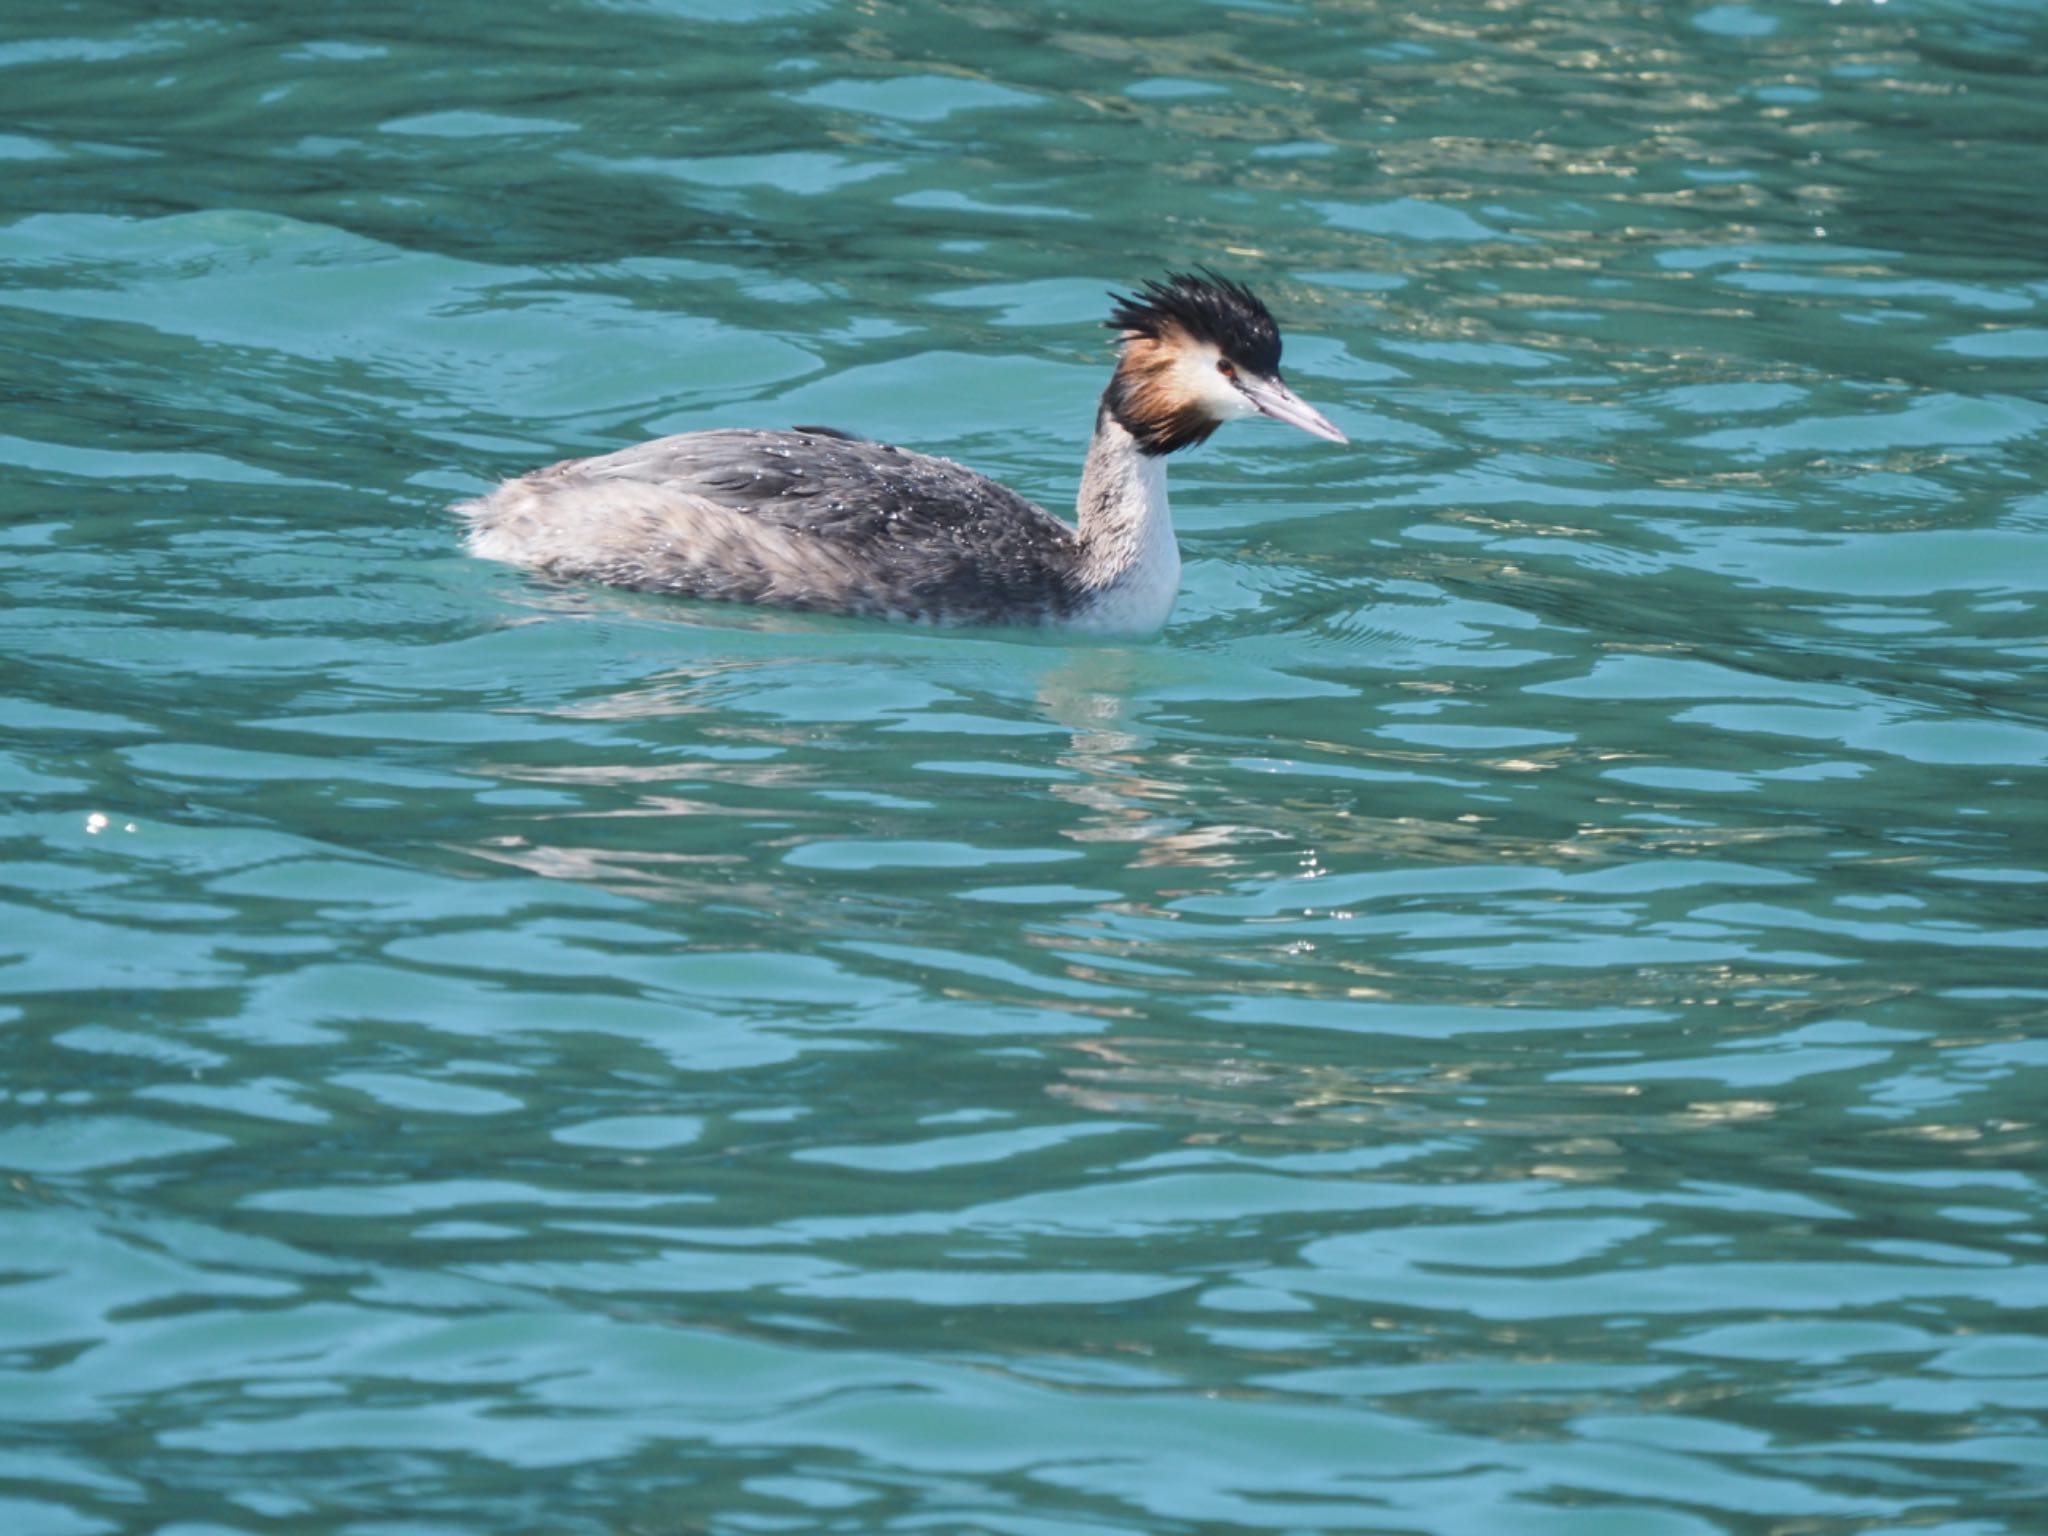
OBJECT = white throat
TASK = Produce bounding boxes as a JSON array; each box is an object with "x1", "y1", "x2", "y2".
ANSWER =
[{"x1": 1071, "y1": 413, "x2": 1181, "y2": 635}]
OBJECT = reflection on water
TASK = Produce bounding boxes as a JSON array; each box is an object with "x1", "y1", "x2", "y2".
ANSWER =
[{"x1": 3, "y1": 0, "x2": 2046, "y2": 1531}]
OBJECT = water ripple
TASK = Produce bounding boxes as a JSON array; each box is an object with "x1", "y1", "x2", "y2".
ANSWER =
[{"x1": 2, "y1": 0, "x2": 2044, "y2": 1531}]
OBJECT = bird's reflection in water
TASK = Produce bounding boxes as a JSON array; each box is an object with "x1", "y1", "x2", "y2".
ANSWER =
[{"x1": 1026, "y1": 650, "x2": 1874, "y2": 1161}]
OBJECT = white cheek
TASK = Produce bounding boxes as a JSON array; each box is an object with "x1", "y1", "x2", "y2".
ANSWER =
[
  {"x1": 1172, "y1": 348, "x2": 1257, "y2": 419},
  {"x1": 1211, "y1": 380, "x2": 1260, "y2": 419}
]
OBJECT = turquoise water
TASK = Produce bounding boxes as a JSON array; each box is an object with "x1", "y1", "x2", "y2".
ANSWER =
[{"x1": 4, "y1": 0, "x2": 2046, "y2": 1530}]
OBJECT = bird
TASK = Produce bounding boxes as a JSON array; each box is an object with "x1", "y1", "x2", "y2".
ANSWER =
[{"x1": 458, "y1": 270, "x2": 1346, "y2": 634}]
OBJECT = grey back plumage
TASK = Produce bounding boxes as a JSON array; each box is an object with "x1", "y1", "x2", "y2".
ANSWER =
[{"x1": 463, "y1": 428, "x2": 1086, "y2": 625}]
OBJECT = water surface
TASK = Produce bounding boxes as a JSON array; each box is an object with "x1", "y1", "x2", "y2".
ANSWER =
[{"x1": 3, "y1": 2, "x2": 2045, "y2": 1532}]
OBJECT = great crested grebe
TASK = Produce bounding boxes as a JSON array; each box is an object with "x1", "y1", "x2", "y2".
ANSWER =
[{"x1": 459, "y1": 271, "x2": 1345, "y2": 633}]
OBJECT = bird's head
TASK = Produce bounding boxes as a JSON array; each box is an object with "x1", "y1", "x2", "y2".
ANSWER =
[{"x1": 1103, "y1": 270, "x2": 1346, "y2": 455}]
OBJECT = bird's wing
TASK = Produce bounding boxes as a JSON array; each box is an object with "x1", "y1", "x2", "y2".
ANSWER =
[{"x1": 550, "y1": 428, "x2": 1076, "y2": 548}]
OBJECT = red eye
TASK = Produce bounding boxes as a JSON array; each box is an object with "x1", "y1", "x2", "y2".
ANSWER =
[{"x1": 1217, "y1": 359, "x2": 1237, "y2": 378}]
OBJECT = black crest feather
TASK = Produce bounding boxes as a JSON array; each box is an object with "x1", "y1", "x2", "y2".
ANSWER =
[{"x1": 1105, "y1": 268, "x2": 1282, "y2": 374}]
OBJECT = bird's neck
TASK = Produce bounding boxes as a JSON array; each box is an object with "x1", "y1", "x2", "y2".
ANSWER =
[{"x1": 1074, "y1": 403, "x2": 1178, "y2": 611}]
